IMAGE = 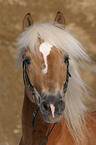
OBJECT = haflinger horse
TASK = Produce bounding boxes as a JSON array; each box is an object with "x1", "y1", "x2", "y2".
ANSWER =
[{"x1": 17, "y1": 12, "x2": 96, "y2": 145}]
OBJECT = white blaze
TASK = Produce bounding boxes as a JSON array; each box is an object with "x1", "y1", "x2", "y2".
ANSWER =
[{"x1": 39, "y1": 42, "x2": 52, "y2": 74}]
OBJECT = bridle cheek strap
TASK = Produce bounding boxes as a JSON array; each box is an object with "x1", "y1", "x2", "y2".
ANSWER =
[
  {"x1": 63, "y1": 58, "x2": 71, "y2": 94},
  {"x1": 23, "y1": 60, "x2": 40, "y2": 105}
]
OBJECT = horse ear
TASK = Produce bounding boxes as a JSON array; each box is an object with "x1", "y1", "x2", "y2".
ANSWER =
[
  {"x1": 54, "y1": 11, "x2": 65, "y2": 25},
  {"x1": 22, "y1": 13, "x2": 34, "y2": 31}
]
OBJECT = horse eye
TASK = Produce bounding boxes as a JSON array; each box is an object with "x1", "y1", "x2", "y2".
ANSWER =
[
  {"x1": 64, "y1": 55, "x2": 69, "y2": 64},
  {"x1": 23, "y1": 56, "x2": 31, "y2": 65}
]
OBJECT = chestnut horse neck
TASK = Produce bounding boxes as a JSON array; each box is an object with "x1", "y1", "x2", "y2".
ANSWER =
[
  {"x1": 21, "y1": 90, "x2": 96, "y2": 145},
  {"x1": 22, "y1": 90, "x2": 75, "y2": 145}
]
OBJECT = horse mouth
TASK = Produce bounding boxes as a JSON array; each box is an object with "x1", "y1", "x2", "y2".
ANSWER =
[
  {"x1": 39, "y1": 93, "x2": 65, "y2": 123},
  {"x1": 42, "y1": 112, "x2": 63, "y2": 123}
]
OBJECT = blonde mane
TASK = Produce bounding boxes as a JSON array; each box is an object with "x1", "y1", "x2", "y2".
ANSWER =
[{"x1": 17, "y1": 23, "x2": 91, "y2": 143}]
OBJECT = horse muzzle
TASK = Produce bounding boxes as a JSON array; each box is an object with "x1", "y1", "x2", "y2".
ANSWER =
[{"x1": 40, "y1": 93, "x2": 65, "y2": 123}]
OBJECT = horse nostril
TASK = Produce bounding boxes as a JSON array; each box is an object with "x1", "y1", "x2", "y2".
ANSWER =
[
  {"x1": 60, "y1": 100, "x2": 64, "y2": 105},
  {"x1": 42, "y1": 101, "x2": 49, "y2": 111},
  {"x1": 56, "y1": 100, "x2": 65, "y2": 113}
]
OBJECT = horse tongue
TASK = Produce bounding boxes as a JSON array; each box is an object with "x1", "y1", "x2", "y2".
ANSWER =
[{"x1": 50, "y1": 104, "x2": 55, "y2": 118}]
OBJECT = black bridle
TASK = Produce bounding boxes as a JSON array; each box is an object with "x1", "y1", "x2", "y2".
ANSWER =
[{"x1": 22, "y1": 57, "x2": 71, "y2": 145}]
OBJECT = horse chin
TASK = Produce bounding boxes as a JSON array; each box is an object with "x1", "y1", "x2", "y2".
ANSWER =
[{"x1": 42, "y1": 113, "x2": 63, "y2": 123}]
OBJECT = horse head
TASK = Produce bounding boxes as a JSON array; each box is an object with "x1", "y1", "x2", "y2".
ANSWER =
[{"x1": 21, "y1": 12, "x2": 70, "y2": 123}]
